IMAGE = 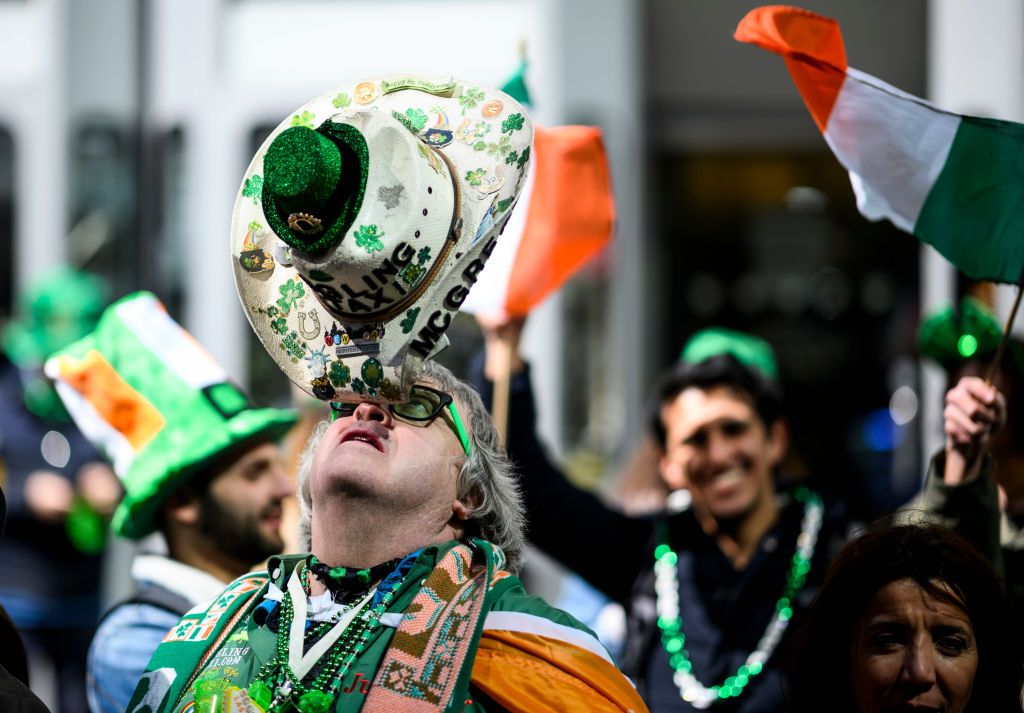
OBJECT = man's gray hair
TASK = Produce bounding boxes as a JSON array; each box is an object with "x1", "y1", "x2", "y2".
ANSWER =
[{"x1": 295, "y1": 360, "x2": 526, "y2": 572}]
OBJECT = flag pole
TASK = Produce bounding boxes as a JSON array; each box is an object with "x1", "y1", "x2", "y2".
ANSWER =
[
  {"x1": 492, "y1": 337, "x2": 512, "y2": 447},
  {"x1": 984, "y1": 273, "x2": 1024, "y2": 385}
]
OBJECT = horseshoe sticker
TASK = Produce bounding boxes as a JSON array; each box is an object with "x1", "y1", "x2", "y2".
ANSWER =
[{"x1": 298, "y1": 309, "x2": 322, "y2": 340}]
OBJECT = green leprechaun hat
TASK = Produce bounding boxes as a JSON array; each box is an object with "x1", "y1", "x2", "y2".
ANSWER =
[
  {"x1": 680, "y1": 327, "x2": 779, "y2": 382},
  {"x1": 261, "y1": 123, "x2": 368, "y2": 255},
  {"x1": 44, "y1": 292, "x2": 297, "y2": 539},
  {"x1": 3, "y1": 266, "x2": 109, "y2": 369}
]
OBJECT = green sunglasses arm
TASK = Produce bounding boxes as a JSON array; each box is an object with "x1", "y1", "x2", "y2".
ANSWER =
[{"x1": 446, "y1": 403, "x2": 473, "y2": 456}]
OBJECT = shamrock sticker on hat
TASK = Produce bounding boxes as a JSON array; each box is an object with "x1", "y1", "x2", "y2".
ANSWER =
[{"x1": 354, "y1": 225, "x2": 385, "y2": 254}]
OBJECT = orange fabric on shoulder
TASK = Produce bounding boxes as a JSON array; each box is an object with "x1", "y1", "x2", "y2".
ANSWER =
[{"x1": 470, "y1": 629, "x2": 648, "y2": 713}]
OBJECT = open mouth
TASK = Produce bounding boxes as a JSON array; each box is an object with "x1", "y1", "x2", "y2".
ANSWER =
[
  {"x1": 704, "y1": 468, "x2": 746, "y2": 494},
  {"x1": 340, "y1": 426, "x2": 385, "y2": 452}
]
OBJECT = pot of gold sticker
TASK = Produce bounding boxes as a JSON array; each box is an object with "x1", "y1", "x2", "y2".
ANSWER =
[{"x1": 237, "y1": 225, "x2": 275, "y2": 275}]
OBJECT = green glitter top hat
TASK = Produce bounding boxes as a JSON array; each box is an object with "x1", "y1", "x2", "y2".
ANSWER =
[
  {"x1": 261, "y1": 123, "x2": 368, "y2": 255},
  {"x1": 680, "y1": 327, "x2": 779, "y2": 382},
  {"x1": 919, "y1": 296, "x2": 1003, "y2": 367}
]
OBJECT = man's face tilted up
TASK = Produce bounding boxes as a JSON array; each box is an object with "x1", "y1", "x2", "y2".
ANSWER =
[
  {"x1": 659, "y1": 385, "x2": 786, "y2": 523},
  {"x1": 309, "y1": 380, "x2": 474, "y2": 535}
]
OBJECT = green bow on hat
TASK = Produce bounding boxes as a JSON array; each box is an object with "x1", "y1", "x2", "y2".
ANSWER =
[
  {"x1": 918, "y1": 296, "x2": 1003, "y2": 367},
  {"x1": 45, "y1": 292, "x2": 297, "y2": 539},
  {"x1": 680, "y1": 327, "x2": 779, "y2": 382}
]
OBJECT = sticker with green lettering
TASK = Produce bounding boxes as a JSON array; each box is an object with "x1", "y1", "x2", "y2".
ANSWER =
[{"x1": 380, "y1": 78, "x2": 457, "y2": 96}]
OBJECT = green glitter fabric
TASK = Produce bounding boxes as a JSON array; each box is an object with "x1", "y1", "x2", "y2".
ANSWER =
[
  {"x1": 262, "y1": 122, "x2": 369, "y2": 255},
  {"x1": 265, "y1": 128, "x2": 342, "y2": 214}
]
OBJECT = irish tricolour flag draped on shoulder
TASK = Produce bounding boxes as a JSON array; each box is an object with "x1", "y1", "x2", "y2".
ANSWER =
[{"x1": 735, "y1": 5, "x2": 1024, "y2": 284}]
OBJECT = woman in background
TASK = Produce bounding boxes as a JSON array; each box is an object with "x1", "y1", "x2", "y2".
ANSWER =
[{"x1": 788, "y1": 523, "x2": 1021, "y2": 713}]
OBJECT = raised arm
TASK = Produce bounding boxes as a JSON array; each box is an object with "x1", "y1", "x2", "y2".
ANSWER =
[{"x1": 473, "y1": 316, "x2": 654, "y2": 604}]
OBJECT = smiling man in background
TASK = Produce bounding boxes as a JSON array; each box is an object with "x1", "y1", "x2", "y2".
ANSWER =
[{"x1": 476, "y1": 323, "x2": 849, "y2": 711}]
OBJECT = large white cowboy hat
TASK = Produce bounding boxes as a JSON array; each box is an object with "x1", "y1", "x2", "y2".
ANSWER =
[{"x1": 232, "y1": 74, "x2": 533, "y2": 403}]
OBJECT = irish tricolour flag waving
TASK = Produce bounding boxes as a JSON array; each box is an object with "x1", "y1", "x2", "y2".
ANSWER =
[
  {"x1": 462, "y1": 125, "x2": 615, "y2": 317},
  {"x1": 735, "y1": 5, "x2": 1024, "y2": 283}
]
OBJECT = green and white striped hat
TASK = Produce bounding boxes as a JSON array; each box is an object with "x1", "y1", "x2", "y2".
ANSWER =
[{"x1": 44, "y1": 292, "x2": 297, "y2": 539}]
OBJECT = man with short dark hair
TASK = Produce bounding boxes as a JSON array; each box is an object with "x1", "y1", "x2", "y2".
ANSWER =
[
  {"x1": 46, "y1": 292, "x2": 296, "y2": 713},
  {"x1": 477, "y1": 323, "x2": 847, "y2": 712}
]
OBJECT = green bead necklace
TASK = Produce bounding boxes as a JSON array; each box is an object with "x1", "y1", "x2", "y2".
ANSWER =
[
  {"x1": 654, "y1": 487, "x2": 823, "y2": 709},
  {"x1": 247, "y1": 562, "x2": 401, "y2": 713}
]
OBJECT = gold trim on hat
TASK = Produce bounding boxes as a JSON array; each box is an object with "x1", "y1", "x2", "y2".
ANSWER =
[{"x1": 288, "y1": 212, "x2": 324, "y2": 235}]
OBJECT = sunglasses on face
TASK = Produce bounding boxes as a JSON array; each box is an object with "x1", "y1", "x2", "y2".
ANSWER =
[{"x1": 329, "y1": 384, "x2": 472, "y2": 456}]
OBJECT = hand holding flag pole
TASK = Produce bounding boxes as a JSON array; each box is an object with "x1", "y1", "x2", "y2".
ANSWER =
[
  {"x1": 943, "y1": 270, "x2": 1024, "y2": 484},
  {"x1": 478, "y1": 315, "x2": 525, "y2": 446}
]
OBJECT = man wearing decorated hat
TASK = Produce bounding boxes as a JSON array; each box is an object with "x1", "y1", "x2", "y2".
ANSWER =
[
  {"x1": 125, "y1": 75, "x2": 647, "y2": 713},
  {"x1": 475, "y1": 322, "x2": 848, "y2": 711},
  {"x1": 45, "y1": 291, "x2": 297, "y2": 713}
]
